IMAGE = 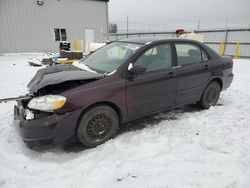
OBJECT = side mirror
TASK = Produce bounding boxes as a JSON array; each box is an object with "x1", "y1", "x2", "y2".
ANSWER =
[{"x1": 128, "y1": 64, "x2": 146, "y2": 75}]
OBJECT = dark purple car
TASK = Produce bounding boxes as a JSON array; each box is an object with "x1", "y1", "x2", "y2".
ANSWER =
[{"x1": 14, "y1": 38, "x2": 234, "y2": 149}]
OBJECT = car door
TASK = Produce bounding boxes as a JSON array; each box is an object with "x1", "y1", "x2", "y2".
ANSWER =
[
  {"x1": 126, "y1": 43, "x2": 177, "y2": 120},
  {"x1": 174, "y1": 42, "x2": 211, "y2": 105}
]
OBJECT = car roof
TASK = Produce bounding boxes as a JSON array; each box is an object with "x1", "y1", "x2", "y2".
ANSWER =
[
  {"x1": 118, "y1": 37, "x2": 200, "y2": 45},
  {"x1": 117, "y1": 37, "x2": 220, "y2": 60}
]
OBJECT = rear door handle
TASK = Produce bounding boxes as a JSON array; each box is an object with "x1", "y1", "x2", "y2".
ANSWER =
[{"x1": 168, "y1": 72, "x2": 174, "y2": 78}]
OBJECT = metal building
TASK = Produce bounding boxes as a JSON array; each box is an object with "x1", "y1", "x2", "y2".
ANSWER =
[{"x1": 0, "y1": 0, "x2": 109, "y2": 53}]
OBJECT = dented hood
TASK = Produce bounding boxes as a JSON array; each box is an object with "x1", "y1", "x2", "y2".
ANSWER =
[{"x1": 28, "y1": 64, "x2": 104, "y2": 93}]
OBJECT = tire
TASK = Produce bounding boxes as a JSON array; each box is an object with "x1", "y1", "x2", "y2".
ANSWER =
[
  {"x1": 198, "y1": 81, "x2": 221, "y2": 109},
  {"x1": 77, "y1": 105, "x2": 119, "y2": 147}
]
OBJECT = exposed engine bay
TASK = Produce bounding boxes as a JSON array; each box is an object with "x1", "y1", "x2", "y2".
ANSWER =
[
  {"x1": 10, "y1": 64, "x2": 104, "y2": 121},
  {"x1": 28, "y1": 64, "x2": 104, "y2": 94}
]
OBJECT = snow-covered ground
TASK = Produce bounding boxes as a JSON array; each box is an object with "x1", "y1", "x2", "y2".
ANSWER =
[{"x1": 0, "y1": 54, "x2": 250, "y2": 188}]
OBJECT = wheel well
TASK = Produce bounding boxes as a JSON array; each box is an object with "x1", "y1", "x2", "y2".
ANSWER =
[
  {"x1": 77, "y1": 102, "x2": 123, "y2": 127},
  {"x1": 210, "y1": 78, "x2": 223, "y2": 90}
]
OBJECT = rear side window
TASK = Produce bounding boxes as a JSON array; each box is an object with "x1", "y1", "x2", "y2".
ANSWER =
[{"x1": 176, "y1": 43, "x2": 208, "y2": 66}]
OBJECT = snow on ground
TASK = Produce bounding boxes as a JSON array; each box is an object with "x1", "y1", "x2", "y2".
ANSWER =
[{"x1": 0, "y1": 54, "x2": 250, "y2": 188}]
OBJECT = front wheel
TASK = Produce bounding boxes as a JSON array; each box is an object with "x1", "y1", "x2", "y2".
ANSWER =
[
  {"x1": 198, "y1": 81, "x2": 221, "y2": 109},
  {"x1": 77, "y1": 105, "x2": 119, "y2": 148}
]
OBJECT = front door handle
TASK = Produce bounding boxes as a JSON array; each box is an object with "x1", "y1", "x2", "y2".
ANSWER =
[{"x1": 204, "y1": 64, "x2": 209, "y2": 70}]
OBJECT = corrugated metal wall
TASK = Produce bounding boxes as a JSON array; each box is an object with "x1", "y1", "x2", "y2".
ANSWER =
[
  {"x1": 0, "y1": 0, "x2": 108, "y2": 53},
  {"x1": 110, "y1": 28, "x2": 250, "y2": 58}
]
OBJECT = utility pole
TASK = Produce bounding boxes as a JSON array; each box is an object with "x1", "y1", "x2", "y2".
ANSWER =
[
  {"x1": 126, "y1": 15, "x2": 129, "y2": 38},
  {"x1": 197, "y1": 20, "x2": 200, "y2": 33},
  {"x1": 223, "y1": 18, "x2": 229, "y2": 55},
  {"x1": 225, "y1": 18, "x2": 229, "y2": 30}
]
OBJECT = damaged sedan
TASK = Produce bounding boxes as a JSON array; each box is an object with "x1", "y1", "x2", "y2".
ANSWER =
[{"x1": 13, "y1": 38, "x2": 234, "y2": 149}]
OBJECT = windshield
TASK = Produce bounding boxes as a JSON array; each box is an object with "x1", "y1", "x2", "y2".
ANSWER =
[{"x1": 80, "y1": 42, "x2": 142, "y2": 73}]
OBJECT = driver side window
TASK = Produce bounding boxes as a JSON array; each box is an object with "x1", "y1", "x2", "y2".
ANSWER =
[{"x1": 134, "y1": 44, "x2": 172, "y2": 73}]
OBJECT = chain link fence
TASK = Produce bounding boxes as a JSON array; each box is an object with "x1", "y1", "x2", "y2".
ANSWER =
[{"x1": 109, "y1": 28, "x2": 250, "y2": 58}]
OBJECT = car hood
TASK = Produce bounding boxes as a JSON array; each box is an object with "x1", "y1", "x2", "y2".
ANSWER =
[{"x1": 28, "y1": 64, "x2": 104, "y2": 93}]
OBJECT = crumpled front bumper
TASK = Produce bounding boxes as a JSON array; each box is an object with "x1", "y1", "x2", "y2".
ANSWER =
[{"x1": 14, "y1": 104, "x2": 82, "y2": 150}]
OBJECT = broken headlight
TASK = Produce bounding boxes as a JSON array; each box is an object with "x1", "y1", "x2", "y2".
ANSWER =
[{"x1": 28, "y1": 95, "x2": 66, "y2": 112}]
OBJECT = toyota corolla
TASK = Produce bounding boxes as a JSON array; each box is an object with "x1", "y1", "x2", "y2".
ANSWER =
[{"x1": 14, "y1": 38, "x2": 234, "y2": 149}]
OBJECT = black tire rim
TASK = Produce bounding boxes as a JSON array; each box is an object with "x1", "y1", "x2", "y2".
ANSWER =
[
  {"x1": 87, "y1": 114, "x2": 111, "y2": 140},
  {"x1": 206, "y1": 87, "x2": 218, "y2": 105}
]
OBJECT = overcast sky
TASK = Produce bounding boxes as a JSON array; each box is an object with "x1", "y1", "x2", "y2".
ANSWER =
[{"x1": 109, "y1": 0, "x2": 250, "y2": 33}]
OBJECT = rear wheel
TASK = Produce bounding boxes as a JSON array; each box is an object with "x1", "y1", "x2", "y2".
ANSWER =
[
  {"x1": 198, "y1": 81, "x2": 221, "y2": 109},
  {"x1": 77, "y1": 105, "x2": 118, "y2": 147}
]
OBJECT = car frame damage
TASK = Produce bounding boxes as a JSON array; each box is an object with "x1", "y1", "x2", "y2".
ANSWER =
[{"x1": 0, "y1": 64, "x2": 105, "y2": 149}]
